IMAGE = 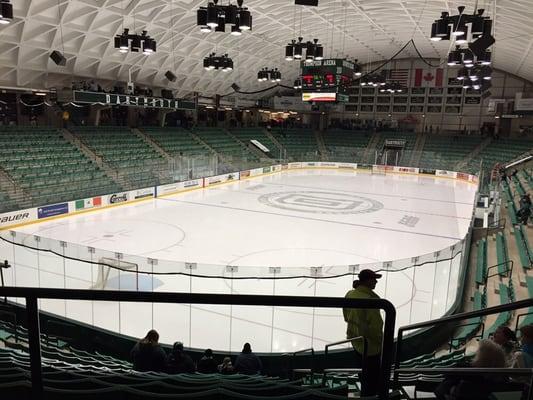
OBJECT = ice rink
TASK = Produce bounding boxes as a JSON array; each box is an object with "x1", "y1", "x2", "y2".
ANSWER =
[{"x1": 2, "y1": 168, "x2": 477, "y2": 353}]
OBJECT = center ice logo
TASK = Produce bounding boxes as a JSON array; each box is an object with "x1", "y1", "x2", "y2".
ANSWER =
[{"x1": 258, "y1": 191, "x2": 383, "y2": 214}]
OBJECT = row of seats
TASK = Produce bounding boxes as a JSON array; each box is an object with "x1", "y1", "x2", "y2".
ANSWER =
[
  {"x1": 142, "y1": 128, "x2": 208, "y2": 156},
  {"x1": 271, "y1": 129, "x2": 320, "y2": 160},
  {"x1": 419, "y1": 135, "x2": 482, "y2": 171},
  {"x1": 229, "y1": 128, "x2": 280, "y2": 157},
  {"x1": 0, "y1": 127, "x2": 121, "y2": 212},
  {"x1": 465, "y1": 138, "x2": 533, "y2": 174},
  {"x1": 193, "y1": 128, "x2": 257, "y2": 161}
]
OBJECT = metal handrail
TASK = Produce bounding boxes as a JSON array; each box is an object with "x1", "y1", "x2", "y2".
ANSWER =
[
  {"x1": 515, "y1": 311, "x2": 533, "y2": 332},
  {"x1": 322, "y1": 336, "x2": 367, "y2": 386},
  {"x1": 282, "y1": 347, "x2": 315, "y2": 379},
  {"x1": 486, "y1": 259, "x2": 513, "y2": 281},
  {"x1": 0, "y1": 286, "x2": 396, "y2": 400},
  {"x1": 393, "y1": 297, "x2": 533, "y2": 389},
  {"x1": 448, "y1": 321, "x2": 485, "y2": 352}
]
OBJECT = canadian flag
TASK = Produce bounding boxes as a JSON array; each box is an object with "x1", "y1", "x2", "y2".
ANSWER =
[{"x1": 413, "y1": 68, "x2": 444, "y2": 87}]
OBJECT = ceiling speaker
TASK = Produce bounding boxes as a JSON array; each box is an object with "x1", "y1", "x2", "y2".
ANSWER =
[
  {"x1": 50, "y1": 51, "x2": 66, "y2": 66},
  {"x1": 468, "y1": 35, "x2": 496, "y2": 58},
  {"x1": 231, "y1": 83, "x2": 241, "y2": 92},
  {"x1": 165, "y1": 70, "x2": 177, "y2": 82},
  {"x1": 295, "y1": 0, "x2": 319, "y2": 5}
]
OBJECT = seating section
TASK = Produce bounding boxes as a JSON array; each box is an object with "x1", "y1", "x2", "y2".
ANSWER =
[
  {"x1": 142, "y1": 128, "x2": 208, "y2": 156},
  {"x1": 0, "y1": 191, "x2": 20, "y2": 213},
  {"x1": 271, "y1": 129, "x2": 320, "y2": 160},
  {"x1": 519, "y1": 276, "x2": 533, "y2": 328},
  {"x1": 514, "y1": 225, "x2": 533, "y2": 270},
  {"x1": 194, "y1": 128, "x2": 257, "y2": 161},
  {"x1": 475, "y1": 239, "x2": 487, "y2": 285},
  {"x1": 72, "y1": 127, "x2": 166, "y2": 188},
  {"x1": 483, "y1": 284, "x2": 513, "y2": 339},
  {"x1": 0, "y1": 127, "x2": 120, "y2": 211},
  {"x1": 465, "y1": 138, "x2": 533, "y2": 174},
  {"x1": 450, "y1": 290, "x2": 485, "y2": 348},
  {"x1": 229, "y1": 128, "x2": 280, "y2": 157},
  {"x1": 419, "y1": 135, "x2": 482, "y2": 171},
  {"x1": 495, "y1": 232, "x2": 510, "y2": 276}
]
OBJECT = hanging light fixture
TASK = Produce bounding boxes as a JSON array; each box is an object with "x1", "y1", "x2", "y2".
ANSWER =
[
  {"x1": 257, "y1": 68, "x2": 282, "y2": 83},
  {"x1": 113, "y1": 28, "x2": 157, "y2": 55},
  {"x1": 284, "y1": 38, "x2": 324, "y2": 62},
  {"x1": 0, "y1": 0, "x2": 13, "y2": 25},
  {"x1": 203, "y1": 53, "x2": 234, "y2": 71},
  {"x1": 293, "y1": 79, "x2": 302, "y2": 90},
  {"x1": 196, "y1": 0, "x2": 253, "y2": 34}
]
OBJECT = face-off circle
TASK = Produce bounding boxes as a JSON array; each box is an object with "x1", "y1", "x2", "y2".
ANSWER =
[{"x1": 258, "y1": 191, "x2": 383, "y2": 214}]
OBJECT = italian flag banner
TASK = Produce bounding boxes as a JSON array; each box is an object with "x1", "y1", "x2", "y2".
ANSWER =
[{"x1": 75, "y1": 196, "x2": 102, "y2": 210}]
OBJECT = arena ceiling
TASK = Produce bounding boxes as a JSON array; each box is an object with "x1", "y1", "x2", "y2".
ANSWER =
[{"x1": 1, "y1": 0, "x2": 532, "y2": 98}]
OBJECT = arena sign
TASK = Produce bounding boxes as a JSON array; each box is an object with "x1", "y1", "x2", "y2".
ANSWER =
[{"x1": 72, "y1": 91, "x2": 196, "y2": 110}]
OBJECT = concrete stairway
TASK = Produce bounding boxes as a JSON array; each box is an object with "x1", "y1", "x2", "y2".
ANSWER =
[
  {"x1": 314, "y1": 130, "x2": 328, "y2": 161},
  {"x1": 0, "y1": 167, "x2": 33, "y2": 209},
  {"x1": 62, "y1": 128, "x2": 129, "y2": 190},
  {"x1": 132, "y1": 128, "x2": 172, "y2": 160},
  {"x1": 409, "y1": 133, "x2": 427, "y2": 166},
  {"x1": 262, "y1": 129, "x2": 286, "y2": 159},
  {"x1": 363, "y1": 131, "x2": 382, "y2": 164},
  {"x1": 455, "y1": 136, "x2": 493, "y2": 171}
]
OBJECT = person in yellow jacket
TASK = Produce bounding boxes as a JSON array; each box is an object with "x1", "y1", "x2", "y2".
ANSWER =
[{"x1": 343, "y1": 269, "x2": 384, "y2": 397}]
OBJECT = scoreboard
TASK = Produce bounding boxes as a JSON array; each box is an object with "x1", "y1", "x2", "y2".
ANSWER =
[{"x1": 301, "y1": 59, "x2": 354, "y2": 102}]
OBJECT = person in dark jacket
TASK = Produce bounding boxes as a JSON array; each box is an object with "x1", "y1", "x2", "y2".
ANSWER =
[
  {"x1": 131, "y1": 329, "x2": 167, "y2": 372},
  {"x1": 166, "y1": 341, "x2": 195, "y2": 374},
  {"x1": 435, "y1": 339, "x2": 509, "y2": 400},
  {"x1": 197, "y1": 348, "x2": 218, "y2": 373},
  {"x1": 234, "y1": 343, "x2": 262, "y2": 375}
]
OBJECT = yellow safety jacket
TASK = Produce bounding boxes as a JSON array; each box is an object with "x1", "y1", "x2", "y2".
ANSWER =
[{"x1": 343, "y1": 285, "x2": 384, "y2": 356}]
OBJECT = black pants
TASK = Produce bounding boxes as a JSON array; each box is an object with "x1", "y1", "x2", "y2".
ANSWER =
[{"x1": 354, "y1": 351, "x2": 381, "y2": 398}]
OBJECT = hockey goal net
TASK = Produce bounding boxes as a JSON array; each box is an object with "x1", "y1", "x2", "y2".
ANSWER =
[{"x1": 93, "y1": 257, "x2": 139, "y2": 290}]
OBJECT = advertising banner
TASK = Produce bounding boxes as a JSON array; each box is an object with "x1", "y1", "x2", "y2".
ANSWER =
[
  {"x1": 456, "y1": 172, "x2": 470, "y2": 181},
  {"x1": 109, "y1": 192, "x2": 129, "y2": 205},
  {"x1": 133, "y1": 187, "x2": 155, "y2": 200},
  {"x1": 249, "y1": 167, "x2": 265, "y2": 177},
  {"x1": 336, "y1": 162, "x2": 357, "y2": 169},
  {"x1": 318, "y1": 162, "x2": 337, "y2": 168},
  {"x1": 436, "y1": 170, "x2": 457, "y2": 179},
  {"x1": 420, "y1": 168, "x2": 436, "y2": 175},
  {"x1": 394, "y1": 166, "x2": 420, "y2": 174},
  {"x1": 0, "y1": 208, "x2": 37, "y2": 228},
  {"x1": 357, "y1": 164, "x2": 372, "y2": 170},
  {"x1": 262, "y1": 166, "x2": 272, "y2": 173},
  {"x1": 38, "y1": 203, "x2": 69, "y2": 219},
  {"x1": 240, "y1": 170, "x2": 251, "y2": 179},
  {"x1": 204, "y1": 173, "x2": 238, "y2": 187},
  {"x1": 288, "y1": 162, "x2": 302, "y2": 169},
  {"x1": 157, "y1": 179, "x2": 202, "y2": 196},
  {"x1": 75, "y1": 196, "x2": 103, "y2": 211},
  {"x1": 272, "y1": 165, "x2": 282, "y2": 172}
]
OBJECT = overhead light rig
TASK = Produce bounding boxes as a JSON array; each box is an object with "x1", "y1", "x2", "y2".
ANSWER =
[
  {"x1": 457, "y1": 64, "x2": 492, "y2": 90},
  {"x1": 379, "y1": 81, "x2": 405, "y2": 94},
  {"x1": 285, "y1": 38, "x2": 324, "y2": 62},
  {"x1": 0, "y1": 0, "x2": 13, "y2": 24},
  {"x1": 114, "y1": 29, "x2": 157, "y2": 55},
  {"x1": 197, "y1": 0, "x2": 252, "y2": 35},
  {"x1": 257, "y1": 68, "x2": 281, "y2": 83},
  {"x1": 360, "y1": 71, "x2": 387, "y2": 87},
  {"x1": 203, "y1": 53, "x2": 234, "y2": 72},
  {"x1": 431, "y1": 6, "x2": 494, "y2": 89}
]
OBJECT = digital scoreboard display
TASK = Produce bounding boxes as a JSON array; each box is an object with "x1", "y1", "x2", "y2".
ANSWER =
[{"x1": 300, "y1": 59, "x2": 354, "y2": 102}]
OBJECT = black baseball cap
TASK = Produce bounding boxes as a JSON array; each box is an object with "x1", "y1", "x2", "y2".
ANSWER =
[{"x1": 358, "y1": 269, "x2": 382, "y2": 281}]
